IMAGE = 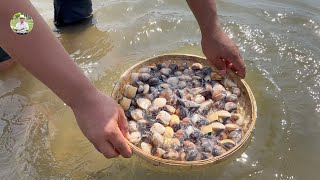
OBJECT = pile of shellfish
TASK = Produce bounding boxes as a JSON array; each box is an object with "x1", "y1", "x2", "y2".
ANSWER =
[{"x1": 119, "y1": 62, "x2": 246, "y2": 161}]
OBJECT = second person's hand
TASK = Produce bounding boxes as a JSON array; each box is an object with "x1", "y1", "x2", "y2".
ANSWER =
[
  {"x1": 71, "y1": 90, "x2": 132, "y2": 158},
  {"x1": 201, "y1": 25, "x2": 246, "y2": 78}
]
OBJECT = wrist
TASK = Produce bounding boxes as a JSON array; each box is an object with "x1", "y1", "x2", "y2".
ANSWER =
[
  {"x1": 200, "y1": 20, "x2": 223, "y2": 40},
  {"x1": 66, "y1": 84, "x2": 100, "y2": 109}
]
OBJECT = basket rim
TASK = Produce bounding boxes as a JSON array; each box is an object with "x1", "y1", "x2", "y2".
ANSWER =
[{"x1": 112, "y1": 53, "x2": 257, "y2": 166}]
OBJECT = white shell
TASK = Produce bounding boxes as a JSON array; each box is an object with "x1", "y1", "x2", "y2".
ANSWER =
[
  {"x1": 156, "y1": 111, "x2": 172, "y2": 125},
  {"x1": 150, "y1": 123, "x2": 166, "y2": 134},
  {"x1": 137, "y1": 98, "x2": 152, "y2": 110}
]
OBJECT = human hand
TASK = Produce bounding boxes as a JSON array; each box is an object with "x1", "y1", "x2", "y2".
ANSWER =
[
  {"x1": 71, "y1": 91, "x2": 132, "y2": 158},
  {"x1": 201, "y1": 26, "x2": 246, "y2": 78}
]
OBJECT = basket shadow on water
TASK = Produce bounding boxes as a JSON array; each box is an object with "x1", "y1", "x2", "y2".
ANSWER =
[{"x1": 111, "y1": 54, "x2": 257, "y2": 169}]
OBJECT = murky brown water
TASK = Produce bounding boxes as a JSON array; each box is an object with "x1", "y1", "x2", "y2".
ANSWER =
[{"x1": 1, "y1": 0, "x2": 320, "y2": 179}]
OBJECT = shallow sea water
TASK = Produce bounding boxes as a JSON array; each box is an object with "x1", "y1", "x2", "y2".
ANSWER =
[{"x1": 0, "y1": 0, "x2": 320, "y2": 179}]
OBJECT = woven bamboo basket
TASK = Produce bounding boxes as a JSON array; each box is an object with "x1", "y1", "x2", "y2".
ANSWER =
[{"x1": 111, "y1": 54, "x2": 257, "y2": 168}]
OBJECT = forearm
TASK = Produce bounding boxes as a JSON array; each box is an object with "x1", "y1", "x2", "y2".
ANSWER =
[
  {"x1": 186, "y1": 0, "x2": 221, "y2": 36},
  {"x1": 0, "y1": 0, "x2": 97, "y2": 107}
]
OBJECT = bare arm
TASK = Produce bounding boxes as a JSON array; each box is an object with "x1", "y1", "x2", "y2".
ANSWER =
[
  {"x1": 186, "y1": 0, "x2": 246, "y2": 78},
  {"x1": 0, "y1": 0, "x2": 131, "y2": 158}
]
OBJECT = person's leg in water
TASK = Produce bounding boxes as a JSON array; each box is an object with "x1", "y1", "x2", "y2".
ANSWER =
[
  {"x1": 1, "y1": 0, "x2": 94, "y2": 71},
  {"x1": 0, "y1": 48, "x2": 15, "y2": 72},
  {"x1": 54, "y1": 0, "x2": 94, "y2": 28}
]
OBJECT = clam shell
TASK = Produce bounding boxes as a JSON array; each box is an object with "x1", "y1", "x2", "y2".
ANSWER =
[
  {"x1": 185, "y1": 148, "x2": 201, "y2": 161},
  {"x1": 119, "y1": 97, "x2": 131, "y2": 111},
  {"x1": 190, "y1": 114, "x2": 205, "y2": 124},
  {"x1": 212, "y1": 91, "x2": 227, "y2": 101},
  {"x1": 175, "y1": 130, "x2": 185, "y2": 141},
  {"x1": 212, "y1": 145, "x2": 226, "y2": 156},
  {"x1": 137, "y1": 98, "x2": 152, "y2": 110},
  {"x1": 216, "y1": 130, "x2": 228, "y2": 140},
  {"x1": 219, "y1": 139, "x2": 236, "y2": 150},
  {"x1": 232, "y1": 113, "x2": 244, "y2": 126},
  {"x1": 124, "y1": 85, "x2": 138, "y2": 99},
  {"x1": 163, "y1": 150, "x2": 179, "y2": 160},
  {"x1": 226, "y1": 94, "x2": 238, "y2": 102},
  {"x1": 148, "y1": 105, "x2": 159, "y2": 113},
  {"x1": 141, "y1": 142, "x2": 152, "y2": 154},
  {"x1": 130, "y1": 109, "x2": 144, "y2": 121},
  {"x1": 147, "y1": 77, "x2": 160, "y2": 86},
  {"x1": 152, "y1": 132, "x2": 164, "y2": 146},
  {"x1": 204, "y1": 75, "x2": 211, "y2": 82},
  {"x1": 211, "y1": 122, "x2": 226, "y2": 131},
  {"x1": 170, "y1": 138, "x2": 181, "y2": 148},
  {"x1": 207, "y1": 110, "x2": 232, "y2": 121},
  {"x1": 167, "y1": 77, "x2": 179, "y2": 86},
  {"x1": 183, "y1": 69, "x2": 194, "y2": 76},
  {"x1": 199, "y1": 100, "x2": 213, "y2": 110},
  {"x1": 229, "y1": 130, "x2": 242, "y2": 144},
  {"x1": 156, "y1": 63, "x2": 166, "y2": 70},
  {"x1": 156, "y1": 111, "x2": 172, "y2": 125},
  {"x1": 159, "y1": 89, "x2": 173, "y2": 101},
  {"x1": 185, "y1": 126, "x2": 196, "y2": 137},
  {"x1": 160, "y1": 83, "x2": 171, "y2": 89},
  {"x1": 139, "y1": 73, "x2": 151, "y2": 82},
  {"x1": 130, "y1": 73, "x2": 139, "y2": 85},
  {"x1": 169, "y1": 114, "x2": 180, "y2": 126},
  {"x1": 169, "y1": 63, "x2": 178, "y2": 71},
  {"x1": 225, "y1": 124, "x2": 241, "y2": 131},
  {"x1": 150, "y1": 123, "x2": 166, "y2": 134},
  {"x1": 138, "y1": 67, "x2": 151, "y2": 73},
  {"x1": 194, "y1": 94, "x2": 205, "y2": 104},
  {"x1": 201, "y1": 152, "x2": 214, "y2": 160},
  {"x1": 137, "y1": 85, "x2": 144, "y2": 94},
  {"x1": 164, "y1": 105, "x2": 176, "y2": 114},
  {"x1": 202, "y1": 67, "x2": 213, "y2": 75},
  {"x1": 129, "y1": 131, "x2": 141, "y2": 144},
  {"x1": 152, "y1": 98, "x2": 167, "y2": 108},
  {"x1": 128, "y1": 121, "x2": 138, "y2": 133},
  {"x1": 232, "y1": 87, "x2": 241, "y2": 96},
  {"x1": 163, "y1": 127, "x2": 174, "y2": 138},
  {"x1": 178, "y1": 75, "x2": 192, "y2": 81},
  {"x1": 191, "y1": 63, "x2": 203, "y2": 70},
  {"x1": 154, "y1": 148, "x2": 166, "y2": 158},
  {"x1": 178, "y1": 81, "x2": 187, "y2": 89},
  {"x1": 137, "y1": 119, "x2": 148, "y2": 124},
  {"x1": 200, "y1": 138, "x2": 215, "y2": 153},
  {"x1": 174, "y1": 71, "x2": 183, "y2": 76},
  {"x1": 223, "y1": 78, "x2": 237, "y2": 88},
  {"x1": 212, "y1": 83, "x2": 226, "y2": 94},
  {"x1": 179, "y1": 152, "x2": 186, "y2": 161},
  {"x1": 192, "y1": 80, "x2": 201, "y2": 87},
  {"x1": 143, "y1": 93, "x2": 155, "y2": 102},
  {"x1": 142, "y1": 84, "x2": 150, "y2": 95},
  {"x1": 225, "y1": 102, "x2": 237, "y2": 112},
  {"x1": 183, "y1": 140, "x2": 196, "y2": 148},
  {"x1": 160, "y1": 68, "x2": 172, "y2": 76},
  {"x1": 201, "y1": 125, "x2": 213, "y2": 134}
]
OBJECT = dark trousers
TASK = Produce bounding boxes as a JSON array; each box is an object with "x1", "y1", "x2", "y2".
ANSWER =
[
  {"x1": 0, "y1": 0, "x2": 93, "y2": 61},
  {"x1": 54, "y1": 0, "x2": 93, "y2": 27}
]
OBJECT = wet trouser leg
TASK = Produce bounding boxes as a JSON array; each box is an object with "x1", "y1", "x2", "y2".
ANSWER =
[
  {"x1": 0, "y1": 48, "x2": 11, "y2": 63},
  {"x1": 1, "y1": 0, "x2": 93, "y2": 62},
  {"x1": 54, "y1": 0, "x2": 93, "y2": 27}
]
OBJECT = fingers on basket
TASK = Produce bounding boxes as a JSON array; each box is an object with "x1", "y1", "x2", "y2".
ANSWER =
[
  {"x1": 226, "y1": 53, "x2": 246, "y2": 78},
  {"x1": 108, "y1": 128, "x2": 132, "y2": 158},
  {"x1": 117, "y1": 107, "x2": 129, "y2": 139},
  {"x1": 209, "y1": 57, "x2": 227, "y2": 75},
  {"x1": 98, "y1": 141, "x2": 120, "y2": 158}
]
